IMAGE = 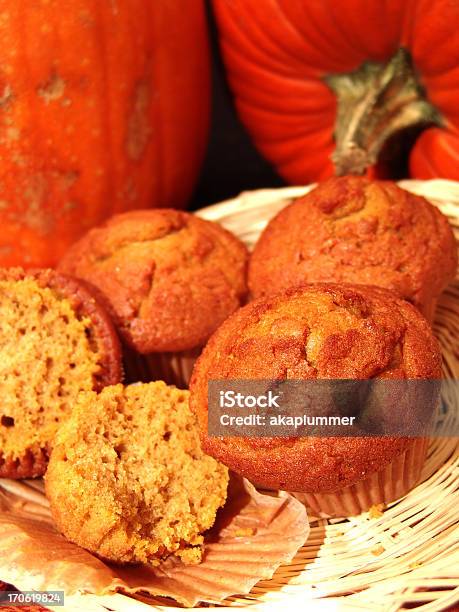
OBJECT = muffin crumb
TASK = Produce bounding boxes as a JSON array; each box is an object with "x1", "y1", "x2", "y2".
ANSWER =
[{"x1": 368, "y1": 504, "x2": 385, "y2": 519}]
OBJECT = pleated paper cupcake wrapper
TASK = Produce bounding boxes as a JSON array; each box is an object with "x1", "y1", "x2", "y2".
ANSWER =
[
  {"x1": 422, "y1": 297, "x2": 438, "y2": 324},
  {"x1": 123, "y1": 346, "x2": 202, "y2": 389},
  {"x1": 293, "y1": 437, "x2": 429, "y2": 517},
  {"x1": 0, "y1": 475, "x2": 309, "y2": 608}
]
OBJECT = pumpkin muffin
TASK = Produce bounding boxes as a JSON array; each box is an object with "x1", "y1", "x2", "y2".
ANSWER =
[
  {"x1": 249, "y1": 176, "x2": 457, "y2": 321},
  {"x1": 0, "y1": 268, "x2": 122, "y2": 479},
  {"x1": 45, "y1": 382, "x2": 229, "y2": 566},
  {"x1": 59, "y1": 209, "x2": 249, "y2": 386},
  {"x1": 190, "y1": 283, "x2": 442, "y2": 516}
]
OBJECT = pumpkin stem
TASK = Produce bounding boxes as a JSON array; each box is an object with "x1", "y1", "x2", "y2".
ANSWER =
[{"x1": 325, "y1": 48, "x2": 442, "y2": 176}]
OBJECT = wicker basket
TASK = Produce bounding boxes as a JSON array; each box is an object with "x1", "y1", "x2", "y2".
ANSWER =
[{"x1": 3, "y1": 180, "x2": 459, "y2": 611}]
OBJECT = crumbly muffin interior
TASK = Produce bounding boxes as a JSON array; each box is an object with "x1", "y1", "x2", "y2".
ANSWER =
[
  {"x1": 46, "y1": 382, "x2": 229, "y2": 565},
  {"x1": 0, "y1": 278, "x2": 101, "y2": 459}
]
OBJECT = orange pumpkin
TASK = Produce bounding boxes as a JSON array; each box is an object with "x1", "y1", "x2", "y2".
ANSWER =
[
  {"x1": 0, "y1": 0, "x2": 210, "y2": 267},
  {"x1": 213, "y1": 0, "x2": 459, "y2": 183}
]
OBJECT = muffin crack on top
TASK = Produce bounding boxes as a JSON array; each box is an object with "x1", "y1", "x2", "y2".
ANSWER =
[
  {"x1": 59, "y1": 209, "x2": 249, "y2": 353},
  {"x1": 215, "y1": 286, "x2": 413, "y2": 380},
  {"x1": 91, "y1": 221, "x2": 190, "y2": 269},
  {"x1": 249, "y1": 177, "x2": 457, "y2": 322},
  {"x1": 190, "y1": 283, "x2": 442, "y2": 494}
]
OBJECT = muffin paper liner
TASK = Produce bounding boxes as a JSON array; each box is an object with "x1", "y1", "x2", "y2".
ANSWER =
[
  {"x1": 123, "y1": 346, "x2": 202, "y2": 389},
  {"x1": 422, "y1": 297, "x2": 438, "y2": 324},
  {"x1": 0, "y1": 475, "x2": 309, "y2": 607},
  {"x1": 293, "y1": 437, "x2": 429, "y2": 516}
]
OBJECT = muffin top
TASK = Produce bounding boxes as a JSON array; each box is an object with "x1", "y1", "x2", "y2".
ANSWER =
[
  {"x1": 190, "y1": 283, "x2": 442, "y2": 492},
  {"x1": 45, "y1": 382, "x2": 228, "y2": 566},
  {"x1": 249, "y1": 177, "x2": 457, "y2": 318},
  {"x1": 59, "y1": 209, "x2": 249, "y2": 353},
  {"x1": 0, "y1": 268, "x2": 122, "y2": 478}
]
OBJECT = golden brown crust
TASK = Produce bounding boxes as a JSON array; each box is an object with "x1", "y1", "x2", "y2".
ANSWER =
[
  {"x1": 189, "y1": 283, "x2": 442, "y2": 493},
  {"x1": 59, "y1": 209, "x2": 249, "y2": 353},
  {"x1": 0, "y1": 268, "x2": 122, "y2": 479},
  {"x1": 249, "y1": 177, "x2": 457, "y2": 320}
]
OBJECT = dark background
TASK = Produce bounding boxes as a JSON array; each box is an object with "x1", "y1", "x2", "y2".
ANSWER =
[{"x1": 190, "y1": 3, "x2": 285, "y2": 210}]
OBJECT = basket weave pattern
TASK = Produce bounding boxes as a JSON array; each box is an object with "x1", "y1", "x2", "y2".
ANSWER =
[
  {"x1": 198, "y1": 179, "x2": 459, "y2": 611},
  {"x1": 1, "y1": 180, "x2": 458, "y2": 611}
]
